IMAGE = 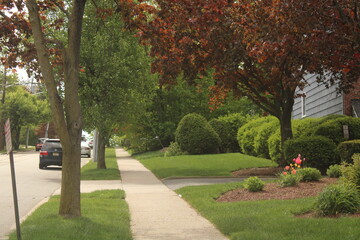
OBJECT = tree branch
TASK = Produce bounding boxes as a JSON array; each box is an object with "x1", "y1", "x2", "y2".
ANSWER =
[{"x1": 50, "y1": 0, "x2": 69, "y2": 18}]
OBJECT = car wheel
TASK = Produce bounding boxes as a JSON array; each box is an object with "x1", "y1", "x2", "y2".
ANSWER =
[
  {"x1": 87, "y1": 153, "x2": 91, "y2": 158},
  {"x1": 39, "y1": 163, "x2": 46, "y2": 169}
]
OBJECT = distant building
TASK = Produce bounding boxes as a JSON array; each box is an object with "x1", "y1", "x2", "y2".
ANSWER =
[{"x1": 292, "y1": 75, "x2": 360, "y2": 119}]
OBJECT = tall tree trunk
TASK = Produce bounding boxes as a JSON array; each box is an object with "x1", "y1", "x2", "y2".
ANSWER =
[
  {"x1": 278, "y1": 91, "x2": 295, "y2": 166},
  {"x1": 97, "y1": 131, "x2": 107, "y2": 169},
  {"x1": 26, "y1": 0, "x2": 86, "y2": 218}
]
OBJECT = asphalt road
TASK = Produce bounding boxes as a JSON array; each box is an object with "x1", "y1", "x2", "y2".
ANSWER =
[{"x1": 0, "y1": 151, "x2": 62, "y2": 239}]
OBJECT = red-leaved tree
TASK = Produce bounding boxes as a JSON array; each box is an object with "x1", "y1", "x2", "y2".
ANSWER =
[{"x1": 118, "y1": 0, "x2": 359, "y2": 163}]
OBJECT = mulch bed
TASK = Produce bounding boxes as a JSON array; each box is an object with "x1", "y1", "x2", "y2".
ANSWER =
[{"x1": 217, "y1": 177, "x2": 338, "y2": 202}]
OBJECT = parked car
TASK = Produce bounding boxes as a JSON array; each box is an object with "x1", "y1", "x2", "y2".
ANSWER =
[
  {"x1": 81, "y1": 142, "x2": 91, "y2": 158},
  {"x1": 39, "y1": 139, "x2": 62, "y2": 169},
  {"x1": 88, "y1": 140, "x2": 93, "y2": 149},
  {"x1": 35, "y1": 138, "x2": 48, "y2": 151}
]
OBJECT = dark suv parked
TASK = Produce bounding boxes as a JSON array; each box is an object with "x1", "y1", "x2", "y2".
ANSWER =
[{"x1": 39, "y1": 139, "x2": 62, "y2": 169}]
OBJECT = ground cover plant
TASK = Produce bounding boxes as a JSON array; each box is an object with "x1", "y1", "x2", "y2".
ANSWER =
[
  {"x1": 81, "y1": 148, "x2": 120, "y2": 180},
  {"x1": 8, "y1": 190, "x2": 132, "y2": 240},
  {"x1": 132, "y1": 151, "x2": 277, "y2": 179},
  {"x1": 176, "y1": 182, "x2": 360, "y2": 240}
]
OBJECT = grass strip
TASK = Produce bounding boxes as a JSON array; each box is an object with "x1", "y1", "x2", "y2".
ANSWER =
[
  {"x1": 133, "y1": 151, "x2": 277, "y2": 178},
  {"x1": 81, "y1": 148, "x2": 120, "y2": 180},
  {"x1": 9, "y1": 190, "x2": 132, "y2": 240},
  {"x1": 176, "y1": 183, "x2": 360, "y2": 240}
]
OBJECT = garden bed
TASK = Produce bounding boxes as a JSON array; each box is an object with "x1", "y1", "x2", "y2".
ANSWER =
[{"x1": 217, "y1": 177, "x2": 338, "y2": 202}]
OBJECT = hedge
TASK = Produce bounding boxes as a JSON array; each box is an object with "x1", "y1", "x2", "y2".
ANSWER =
[
  {"x1": 336, "y1": 139, "x2": 360, "y2": 163},
  {"x1": 284, "y1": 135, "x2": 340, "y2": 172},
  {"x1": 254, "y1": 119, "x2": 279, "y2": 158},
  {"x1": 209, "y1": 119, "x2": 233, "y2": 153},
  {"x1": 175, "y1": 113, "x2": 220, "y2": 154},
  {"x1": 237, "y1": 116, "x2": 276, "y2": 156}
]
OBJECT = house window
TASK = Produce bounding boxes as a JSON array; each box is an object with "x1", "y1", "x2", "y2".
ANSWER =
[{"x1": 301, "y1": 94, "x2": 306, "y2": 118}]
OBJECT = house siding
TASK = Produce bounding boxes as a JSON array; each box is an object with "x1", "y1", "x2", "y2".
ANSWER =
[{"x1": 292, "y1": 74, "x2": 343, "y2": 119}]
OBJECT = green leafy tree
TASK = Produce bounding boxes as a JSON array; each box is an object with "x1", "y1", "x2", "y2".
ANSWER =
[
  {"x1": 4, "y1": 86, "x2": 50, "y2": 149},
  {"x1": 80, "y1": 1, "x2": 156, "y2": 168}
]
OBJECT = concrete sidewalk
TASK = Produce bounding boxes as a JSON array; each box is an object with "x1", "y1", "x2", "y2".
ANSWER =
[{"x1": 116, "y1": 148, "x2": 228, "y2": 240}]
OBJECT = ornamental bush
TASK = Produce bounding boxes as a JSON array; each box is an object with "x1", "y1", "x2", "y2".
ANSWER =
[
  {"x1": 254, "y1": 119, "x2": 279, "y2": 159},
  {"x1": 217, "y1": 113, "x2": 251, "y2": 152},
  {"x1": 341, "y1": 159, "x2": 360, "y2": 187},
  {"x1": 312, "y1": 116, "x2": 360, "y2": 145},
  {"x1": 297, "y1": 168, "x2": 322, "y2": 182},
  {"x1": 209, "y1": 119, "x2": 233, "y2": 153},
  {"x1": 237, "y1": 116, "x2": 275, "y2": 156},
  {"x1": 244, "y1": 177, "x2": 265, "y2": 192},
  {"x1": 175, "y1": 113, "x2": 220, "y2": 155},
  {"x1": 336, "y1": 139, "x2": 360, "y2": 163},
  {"x1": 268, "y1": 129, "x2": 282, "y2": 163},
  {"x1": 284, "y1": 136, "x2": 340, "y2": 172},
  {"x1": 316, "y1": 183, "x2": 360, "y2": 216}
]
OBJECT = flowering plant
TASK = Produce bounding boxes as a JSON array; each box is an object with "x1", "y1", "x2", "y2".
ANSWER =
[{"x1": 282, "y1": 154, "x2": 306, "y2": 175}]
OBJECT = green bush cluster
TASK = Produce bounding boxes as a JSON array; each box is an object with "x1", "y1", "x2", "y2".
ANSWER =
[
  {"x1": 244, "y1": 177, "x2": 265, "y2": 192},
  {"x1": 237, "y1": 116, "x2": 275, "y2": 156},
  {"x1": 164, "y1": 142, "x2": 186, "y2": 157},
  {"x1": 254, "y1": 120, "x2": 279, "y2": 158},
  {"x1": 336, "y1": 139, "x2": 360, "y2": 163},
  {"x1": 326, "y1": 164, "x2": 342, "y2": 178},
  {"x1": 316, "y1": 183, "x2": 360, "y2": 216},
  {"x1": 217, "y1": 113, "x2": 250, "y2": 152},
  {"x1": 297, "y1": 168, "x2": 322, "y2": 182},
  {"x1": 284, "y1": 136, "x2": 340, "y2": 172},
  {"x1": 209, "y1": 119, "x2": 233, "y2": 153},
  {"x1": 312, "y1": 116, "x2": 360, "y2": 144},
  {"x1": 175, "y1": 113, "x2": 220, "y2": 155}
]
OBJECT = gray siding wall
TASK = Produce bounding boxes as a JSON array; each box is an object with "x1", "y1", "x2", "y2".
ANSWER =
[{"x1": 292, "y1": 74, "x2": 343, "y2": 119}]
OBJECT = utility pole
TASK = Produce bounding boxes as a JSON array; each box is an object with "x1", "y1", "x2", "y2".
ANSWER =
[{"x1": 0, "y1": 57, "x2": 7, "y2": 150}]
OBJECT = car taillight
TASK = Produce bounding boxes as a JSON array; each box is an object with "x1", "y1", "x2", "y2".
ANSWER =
[{"x1": 40, "y1": 151, "x2": 48, "y2": 156}]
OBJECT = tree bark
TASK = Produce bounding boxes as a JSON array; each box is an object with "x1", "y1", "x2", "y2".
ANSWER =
[
  {"x1": 97, "y1": 130, "x2": 107, "y2": 169},
  {"x1": 26, "y1": 0, "x2": 86, "y2": 218},
  {"x1": 278, "y1": 90, "x2": 295, "y2": 166}
]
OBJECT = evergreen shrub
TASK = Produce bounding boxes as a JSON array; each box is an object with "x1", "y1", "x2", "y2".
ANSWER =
[
  {"x1": 297, "y1": 168, "x2": 322, "y2": 182},
  {"x1": 336, "y1": 139, "x2": 360, "y2": 163},
  {"x1": 175, "y1": 113, "x2": 220, "y2": 154},
  {"x1": 326, "y1": 164, "x2": 342, "y2": 178},
  {"x1": 209, "y1": 119, "x2": 233, "y2": 153},
  {"x1": 254, "y1": 119, "x2": 279, "y2": 158},
  {"x1": 244, "y1": 177, "x2": 265, "y2": 192},
  {"x1": 284, "y1": 136, "x2": 340, "y2": 172}
]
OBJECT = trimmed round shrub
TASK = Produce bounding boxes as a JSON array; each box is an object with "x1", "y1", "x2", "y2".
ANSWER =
[
  {"x1": 292, "y1": 118, "x2": 323, "y2": 138},
  {"x1": 218, "y1": 113, "x2": 250, "y2": 152},
  {"x1": 336, "y1": 139, "x2": 360, "y2": 163},
  {"x1": 268, "y1": 129, "x2": 282, "y2": 163},
  {"x1": 327, "y1": 164, "x2": 342, "y2": 178},
  {"x1": 254, "y1": 119, "x2": 279, "y2": 159},
  {"x1": 316, "y1": 183, "x2": 360, "y2": 216},
  {"x1": 244, "y1": 177, "x2": 265, "y2": 192},
  {"x1": 209, "y1": 119, "x2": 233, "y2": 153},
  {"x1": 237, "y1": 116, "x2": 276, "y2": 156},
  {"x1": 297, "y1": 168, "x2": 322, "y2": 182},
  {"x1": 312, "y1": 116, "x2": 360, "y2": 145},
  {"x1": 279, "y1": 174, "x2": 300, "y2": 187},
  {"x1": 175, "y1": 113, "x2": 220, "y2": 154},
  {"x1": 284, "y1": 136, "x2": 340, "y2": 172},
  {"x1": 164, "y1": 142, "x2": 186, "y2": 157}
]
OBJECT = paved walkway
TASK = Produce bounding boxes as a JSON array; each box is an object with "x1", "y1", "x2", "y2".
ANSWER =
[{"x1": 116, "y1": 148, "x2": 228, "y2": 240}]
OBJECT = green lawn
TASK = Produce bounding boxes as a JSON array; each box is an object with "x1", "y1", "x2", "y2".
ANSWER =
[
  {"x1": 176, "y1": 183, "x2": 360, "y2": 240},
  {"x1": 81, "y1": 148, "x2": 120, "y2": 180},
  {"x1": 9, "y1": 190, "x2": 132, "y2": 240},
  {"x1": 133, "y1": 151, "x2": 277, "y2": 178}
]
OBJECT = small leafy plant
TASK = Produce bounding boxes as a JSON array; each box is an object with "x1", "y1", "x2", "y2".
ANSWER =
[
  {"x1": 316, "y1": 183, "x2": 360, "y2": 216},
  {"x1": 164, "y1": 142, "x2": 186, "y2": 157},
  {"x1": 279, "y1": 174, "x2": 301, "y2": 187},
  {"x1": 326, "y1": 164, "x2": 342, "y2": 178},
  {"x1": 297, "y1": 167, "x2": 322, "y2": 182},
  {"x1": 244, "y1": 177, "x2": 265, "y2": 192}
]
